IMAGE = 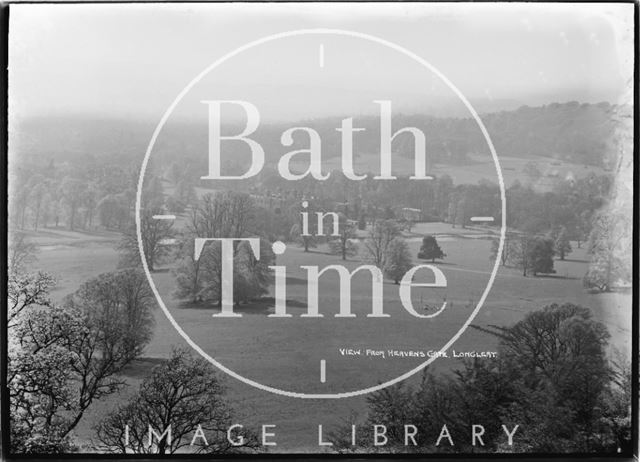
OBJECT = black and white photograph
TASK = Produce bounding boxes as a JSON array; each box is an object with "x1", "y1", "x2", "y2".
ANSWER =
[{"x1": 2, "y1": 2, "x2": 637, "y2": 457}]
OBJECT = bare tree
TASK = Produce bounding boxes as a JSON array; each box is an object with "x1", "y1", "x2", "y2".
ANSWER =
[
  {"x1": 8, "y1": 232, "x2": 37, "y2": 274},
  {"x1": 584, "y1": 211, "x2": 631, "y2": 292},
  {"x1": 363, "y1": 219, "x2": 401, "y2": 268},
  {"x1": 119, "y1": 206, "x2": 174, "y2": 271},
  {"x1": 189, "y1": 191, "x2": 254, "y2": 239},
  {"x1": 96, "y1": 349, "x2": 258, "y2": 454},
  {"x1": 59, "y1": 177, "x2": 86, "y2": 230},
  {"x1": 27, "y1": 174, "x2": 47, "y2": 230},
  {"x1": 328, "y1": 213, "x2": 358, "y2": 261},
  {"x1": 10, "y1": 169, "x2": 31, "y2": 229},
  {"x1": 175, "y1": 192, "x2": 256, "y2": 306},
  {"x1": 172, "y1": 233, "x2": 207, "y2": 304}
]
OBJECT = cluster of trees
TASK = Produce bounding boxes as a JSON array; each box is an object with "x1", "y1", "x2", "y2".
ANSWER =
[
  {"x1": 247, "y1": 168, "x2": 621, "y2": 293},
  {"x1": 488, "y1": 206, "x2": 630, "y2": 289},
  {"x1": 11, "y1": 170, "x2": 104, "y2": 231},
  {"x1": 490, "y1": 232, "x2": 556, "y2": 277},
  {"x1": 171, "y1": 191, "x2": 274, "y2": 305},
  {"x1": 8, "y1": 236, "x2": 156, "y2": 452},
  {"x1": 245, "y1": 168, "x2": 609, "y2": 250},
  {"x1": 331, "y1": 303, "x2": 631, "y2": 454},
  {"x1": 294, "y1": 217, "x2": 442, "y2": 285},
  {"x1": 506, "y1": 175, "x2": 610, "y2": 244},
  {"x1": 15, "y1": 105, "x2": 619, "y2": 268},
  {"x1": 112, "y1": 164, "x2": 620, "y2": 303},
  {"x1": 291, "y1": 216, "x2": 415, "y2": 285},
  {"x1": 476, "y1": 102, "x2": 618, "y2": 166},
  {"x1": 9, "y1": 156, "x2": 166, "y2": 232},
  {"x1": 361, "y1": 220, "x2": 414, "y2": 284},
  {"x1": 7, "y1": 235, "x2": 251, "y2": 454}
]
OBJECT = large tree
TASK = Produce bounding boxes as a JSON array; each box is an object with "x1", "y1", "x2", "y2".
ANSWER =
[
  {"x1": 97, "y1": 193, "x2": 130, "y2": 230},
  {"x1": 119, "y1": 206, "x2": 175, "y2": 271},
  {"x1": 511, "y1": 234, "x2": 555, "y2": 277},
  {"x1": 383, "y1": 238, "x2": 412, "y2": 284},
  {"x1": 552, "y1": 226, "x2": 572, "y2": 260},
  {"x1": 173, "y1": 192, "x2": 273, "y2": 306},
  {"x1": 59, "y1": 177, "x2": 86, "y2": 230},
  {"x1": 172, "y1": 233, "x2": 208, "y2": 304},
  {"x1": 189, "y1": 191, "x2": 255, "y2": 239},
  {"x1": 417, "y1": 235, "x2": 445, "y2": 262},
  {"x1": 363, "y1": 219, "x2": 401, "y2": 268},
  {"x1": 64, "y1": 268, "x2": 156, "y2": 363},
  {"x1": 328, "y1": 213, "x2": 358, "y2": 261},
  {"x1": 584, "y1": 211, "x2": 631, "y2": 292},
  {"x1": 289, "y1": 222, "x2": 318, "y2": 252},
  {"x1": 96, "y1": 349, "x2": 257, "y2": 454},
  {"x1": 27, "y1": 174, "x2": 47, "y2": 230},
  {"x1": 232, "y1": 239, "x2": 275, "y2": 304},
  {"x1": 527, "y1": 237, "x2": 555, "y2": 276},
  {"x1": 490, "y1": 232, "x2": 521, "y2": 267},
  {"x1": 498, "y1": 303, "x2": 612, "y2": 449}
]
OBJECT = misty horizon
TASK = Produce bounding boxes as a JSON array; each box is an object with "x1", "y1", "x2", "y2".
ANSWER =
[{"x1": 9, "y1": 3, "x2": 633, "y2": 123}]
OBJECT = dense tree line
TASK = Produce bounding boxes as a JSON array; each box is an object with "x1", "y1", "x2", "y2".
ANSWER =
[
  {"x1": 244, "y1": 167, "x2": 609, "y2": 246},
  {"x1": 330, "y1": 303, "x2": 631, "y2": 454},
  {"x1": 10, "y1": 156, "x2": 141, "y2": 232},
  {"x1": 8, "y1": 153, "x2": 173, "y2": 234}
]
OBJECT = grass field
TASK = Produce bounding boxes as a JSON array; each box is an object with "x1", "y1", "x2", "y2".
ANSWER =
[{"x1": 25, "y1": 222, "x2": 631, "y2": 452}]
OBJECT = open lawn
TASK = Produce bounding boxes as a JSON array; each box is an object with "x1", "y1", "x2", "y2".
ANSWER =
[{"x1": 25, "y1": 223, "x2": 631, "y2": 452}]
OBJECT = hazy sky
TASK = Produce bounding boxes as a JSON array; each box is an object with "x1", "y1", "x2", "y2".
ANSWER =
[{"x1": 9, "y1": 2, "x2": 634, "y2": 122}]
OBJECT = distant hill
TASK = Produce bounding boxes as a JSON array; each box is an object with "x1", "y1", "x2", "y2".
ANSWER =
[
  {"x1": 479, "y1": 101, "x2": 622, "y2": 167},
  {"x1": 10, "y1": 101, "x2": 625, "y2": 169}
]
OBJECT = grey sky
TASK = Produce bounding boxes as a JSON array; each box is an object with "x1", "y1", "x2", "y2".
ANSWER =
[{"x1": 9, "y1": 2, "x2": 634, "y2": 122}]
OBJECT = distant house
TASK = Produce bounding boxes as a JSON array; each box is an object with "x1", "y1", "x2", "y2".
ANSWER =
[
  {"x1": 251, "y1": 193, "x2": 287, "y2": 212},
  {"x1": 401, "y1": 207, "x2": 422, "y2": 222},
  {"x1": 334, "y1": 202, "x2": 350, "y2": 214}
]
